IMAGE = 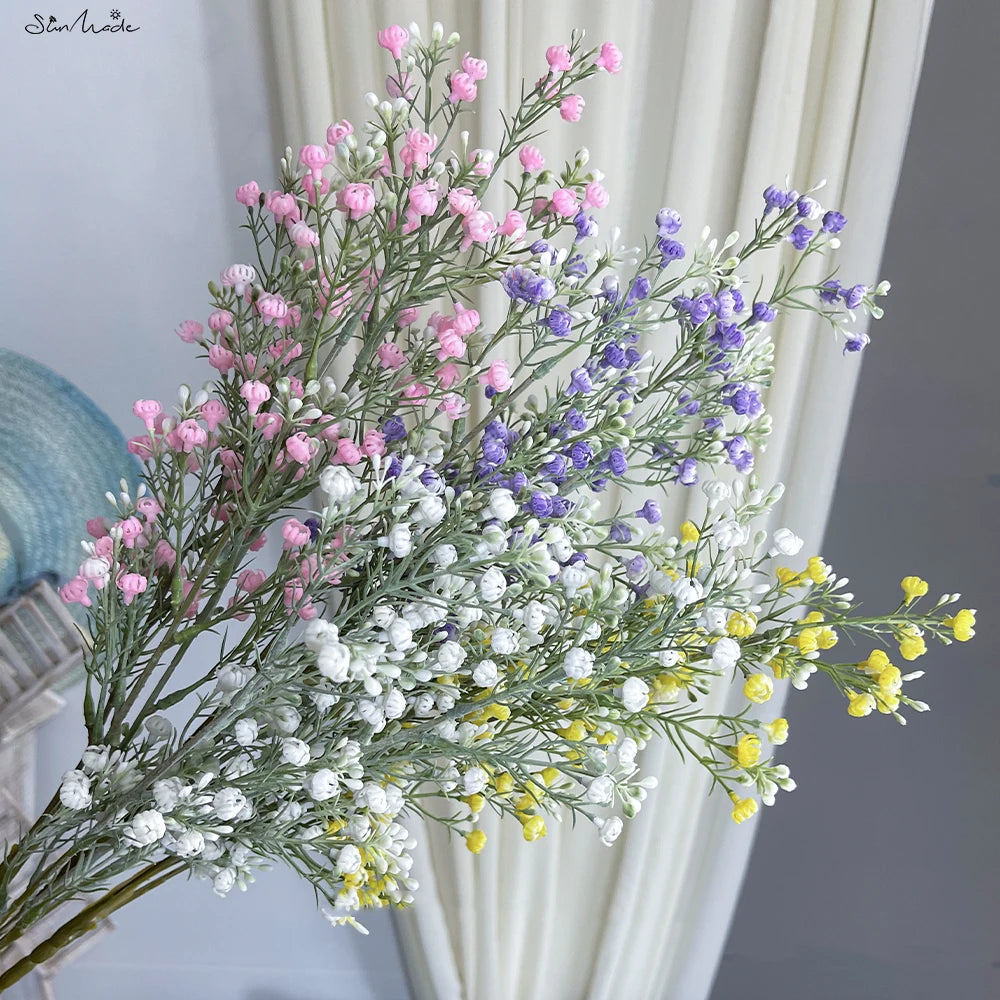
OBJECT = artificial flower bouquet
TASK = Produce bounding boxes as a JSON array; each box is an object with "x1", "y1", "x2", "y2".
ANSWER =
[{"x1": 0, "y1": 23, "x2": 976, "y2": 988}]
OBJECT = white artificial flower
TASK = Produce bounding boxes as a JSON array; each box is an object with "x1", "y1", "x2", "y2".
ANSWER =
[
  {"x1": 432, "y1": 543, "x2": 458, "y2": 567},
  {"x1": 616, "y1": 737, "x2": 639, "y2": 769},
  {"x1": 490, "y1": 628, "x2": 519, "y2": 655},
  {"x1": 360, "y1": 782, "x2": 389, "y2": 814},
  {"x1": 481, "y1": 524, "x2": 509, "y2": 555},
  {"x1": 312, "y1": 692, "x2": 338, "y2": 713},
  {"x1": 317, "y1": 642, "x2": 352, "y2": 682},
  {"x1": 463, "y1": 767, "x2": 488, "y2": 796},
  {"x1": 359, "y1": 699, "x2": 387, "y2": 730},
  {"x1": 386, "y1": 619, "x2": 414, "y2": 650},
  {"x1": 337, "y1": 844, "x2": 363, "y2": 875},
  {"x1": 81, "y1": 745, "x2": 110, "y2": 773},
  {"x1": 595, "y1": 815, "x2": 624, "y2": 846},
  {"x1": 712, "y1": 637, "x2": 741, "y2": 670},
  {"x1": 473, "y1": 659, "x2": 499, "y2": 687},
  {"x1": 213, "y1": 788, "x2": 247, "y2": 821},
  {"x1": 172, "y1": 829, "x2": 205, "y2": 858},
  {"x1": 437, "y1": 640, "x2": 467, "y2": 670},
  {"x1": 771, "y1": 527, "x2": 804, "y2": 556},
  {"x1": 370, "y1": 605, "x2": 396, "y2": 628},
  {"x1": 59, "y1": 770, "x2": 92, "y2": 810},
  {"x1": 143, "y1": 715, "x2": 173, "y2": 741},
  {"x1": 561, "y1": 564, "x2": 590, "y2": 597},
  {"x1": 563, "y1": 647, "x2": 595, "y2": 680},
  {"x1": 304, "y1": 619, "x2": 339, "y2": 650},
  {"x1": 413, "y1": 495, "x2": 447, "y2": 527},
  {"x1": 281, "y1": 738, "x2": 311, "y2": 767},
  {"x1": 319, "y1": 465, "x2": 358, "y2": 504},
  {"x1": 657, "y1": 649, "x2": 681, "y2": 668},
  {"x1": 384, "y1": 688, "x2": 407, "y2": 720},
  {"x1": 385, "y1": 784, "x2": 404, "y2": 814},
  {"x1": 152, "y1": 777, "x2": 185, "y2": 813},
  {"x1": 672, "y1": 577, "x2": 704, "y2": 607},
  {"x1": 128, "y1": 809, "x2": 166, "y2": 847},
  {"x1": 521, "y1": 599, "x2": 548, "y2": 634},
  {"x1": 234, "y1": 717, "x2": 260, "y2": 746},
  {"x1": 307, "y1": 768, "x2": 341, "y2": 801},
  {"x1": 621, "y1": 676, "x2": 650, "y2": 713},
  {"x1": 271, "y1": 706, "x2": 302, "y2": 734},
  {"x1": 387, "y1": 523, "x2": 413, "y2": 557},
  {"x1": 586, "y1": 775, "x2": 615, "y2": 805},
  {"x1": 217, "y1": 663, "x2": 255, "y2": 692},
  {"x1": 714, "y1": 519, "x2": 749, "y2": 550},
  {"x1": 545, "y1": 528, "x2": 573, "y2": 562},
  {"x1": 702, "y1": 480, "x2": 731, "y2": 507},
  {"x1": 413, "y1": 692, "x2": 437, "y2": 717},
  {"x1": 487, "y1": 489, "x2": 518, "y2": 522},
  {"x1": 479, "y1": 567, "x2": 507, "y2": 603},
  {"x1": 697, "y1": 606, "x2": 729, "y2": 633},
  {"x1": 455, "y1": 603, "x2": 484, "y2": 627},
  {"x1": 213, "y1": 867, "x2": 237, "y2": 896}
]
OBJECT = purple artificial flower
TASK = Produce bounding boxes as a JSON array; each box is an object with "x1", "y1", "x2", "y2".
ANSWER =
[
  {"x1": 603, "y1": 342, "x2": 628, "y2": 369},
  {"x1": 822, "y1": 210, "x2": 846, "y2": 233},
  {"x1": 656, "y1": 207, "x2": 682, "y2": 234},
  {"x1": 435, "y1": 622, "x2": 459, "y2": 642},
  {"x1": 788, "y1": 224, "x2": 814, "y2": 251},
  {"x1": 763, "y1": 185, "x2": 796, "y2": 214},
  {"x1": 706, "y1": 351, "x2": 733, "y2": 375},
  {"x1": 722, "y1": 383, "x2": 765, "y2": 418},
  {"x1": 607, "y1": 448, "x2": 628, "y2": 476},
  {"x1": 568, "y1": 367, "x2": 593, "y2": 395},
  {"x1": 624, "y1": 347, "x2": 642, "y2": 368},
  {"x1": 819, "y1": 280, "x2": 842, "y2": 304},
  {"x1": 610, "y1": 521, "x2": 632, "y2": 543},
  {"x1": 528, "y1": 492, "x2": 553, "y2": 517},
  {"x1": 543, "y1": 307, "x2": 573, "y2": 337},
  {"x1": 501, "y1": 265, "x2": 556, "y2": 304},
  {"x1": 626, "y1": 276, "x2": 651, "y2": 305},
  {"x1": 550, "y1": 497, "x2": 572, "y2": 518},
  {"x1": 565, "y1": 408, "x2": 587, "y2": 431},
  {"x1": 843, "y1": 333, "x2": 870, "y2": 354},
  {"x1": 715, "y1": 289, "x2": 735, "y2": 319},
  {"x1": 724, "y1": 435, "x2": 755, "y2": 473},
  {"x1": 658, "y1": 237, "x2": 685, "y2": 268},
  {"x1": 304, "y1": 517, "x2": 321, "y2": 541},
  {"x1": 688, "y1": 293, "x2": 715, "y2": 325},
  {"x1": 573, "y1": 210, "x2": 599, "y2": 241},
  {"x1": 638, "y1": 499, "x2": 662, "y2": 523},
  {"x1": 752, "y1": 301, "x2": 777, "y2": 323},
  {"x1": 570, "y1": 441, "x2": 594, "y2": 469},
  {"x1": 731, "y1": 288, "x2": 746, "y2": 313},
  {"x1": 625, "y1": 555, "x2": 647, "y2": 578},
  {"x1": 710, "y1": 321, "x2": 746, "y2": 351},
  {"x1": 675, "y1": 458, "x2": 699, "y2": 486},
  {"x1": 843, "y1": 283, "x2": 867, "y2": 310},
  {"x1": 703, "y1": 416, "x2": 725, "y2": 433},
  {"x1": 386, "y1": 455, "x2": 403, "y2": 478},
  {"x1": 530, "y1": 239, "x2": 552, "y2": 255},
  {"x1": 542, "y1": 454, "x2": 568, "y2": 483},
  {"x1": 676, "y1": 392, "x2": 700, "y2": 416},
  {"x1": 481, "y1": 437, "x2": 508, "y2": 466},
  {"x1": 796, "y1": 196, "x2": 819, "y2": 218},
  {"x1": 509, "y1": 471, "x2": 528, "y2": 494},
  {"x1": 565, "y1": 254, "x2": 589, "y2": 278},
  {"x1": 382, "y1": 414, "x2": 407, "y2": 442}
]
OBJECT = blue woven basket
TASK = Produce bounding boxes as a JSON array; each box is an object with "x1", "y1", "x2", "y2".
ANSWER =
[{"x1": 0, "y1": 349, "x2": 140, "y2": 605}]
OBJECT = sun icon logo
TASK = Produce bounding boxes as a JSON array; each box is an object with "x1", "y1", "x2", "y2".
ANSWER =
[{"x1": 110, "y1": 8, "x2": 121, "y2": 19}]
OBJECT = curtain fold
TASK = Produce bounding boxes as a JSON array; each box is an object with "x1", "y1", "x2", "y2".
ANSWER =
[{"x1": 263, "y1": 2, "x2": 932, "y2": 997}]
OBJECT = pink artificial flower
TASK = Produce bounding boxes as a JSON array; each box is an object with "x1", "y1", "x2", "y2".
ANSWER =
[
  {"x1": 236, "y1": 181, "x2": 261, "y2": 206},
  {"x1": 449, "y1": 71, "x2": 478, "y2": 104},
  {"x1": 462, "y1": 52, "x2": 488, "y2": 81},
  {"x1": 240, "y1": 380, "x2": 271, "y2": 415},
  {"x1": 208, "y1": 309, "x2": 233, "y2": 332},
  {"x1": 377, "y1": 24, "x2": 409, "y2": 60},
  {"x1": 314, "y1": 277, "x2": 352, "y2": 321},
  {"x1": 362, "y1": 428, "x2": 386, "y2": 457},
  {"x1": 118, "y1": 573, "x2": 148, "y2": 606},
  {"x1": 264, "y1": 190, "x2": 301, "y2": 225},
  {"x1": 237, "y1": 568, "x2": 267, "y2": 593},
  {"x1": 94, "y1": 536, "x2": 114, "y2": 560},
  {"x1": 550, "y1": 187, "x2": 580, "y2": 217},
  {"x1": 86, "y1": 517, "x2": 107, "y2": 538},
  {"x1": 180, "y1": 578, "x2": 202, "y2": 619},
  {"x1": 127, "y1": 436, "x2": 154, "y2": 459},
  {"x1": 256, "y1": 292, "x2": 289, "y2": 327},
  {"x1": 282, "y1": 518, "x2": 311, "y2": 549},
  {"x1": 268, "y1": 338, "x2": 303, "y2": 364},
  {"x1": 448, "y1": 187, "x2": 480, "y2": 217},
  {"x1": 378, "y1": 343, "x2": 406, "y2": 369},
  {"x1": 221, "y1": 264, "x2": 256, "y2": 296},
  {"x1": 132, "y1": 399, "x2": 161, "y2": 430},
  {"x1": 135, "y1": 497, "x2": 161, "y2": 522},
  {"x1": 175, "y1": 419, "x2": 208, "y2": 453},
  {"x1": 339, "y1": 182, "x2": 376, "y2": 220},
  {"x1": 59, "y1": 576, "x2": 91, "y2": 607},
  {"x1": 461, "y1": 210, "x2": 497, "y2": 250},
  {"x1": 153, "y1": 539, "x2": 175, "y2": 569},
  {"x1": 519, "y1": 145, "x2": 545, "y2": 172},
  {"x1": 175, "y1": 320, "x2": 204, "y2": 344},
  {"x1": 79, "y1": 556, "x2": 111, "y2": 589},
  {"x1": 208, "y1": 344, "x2": 235, "y2": 373},
  {"x1": 301, "y1": 173, "x2": 331, "y2": 206},
  {"x1": 545, "y1": 45, "x2": 573, "y2": 72},
  {"x1": 249, "y1": 532, "x2": 268, "y2": 552},
  {"x1": 401, "y1": 381, "x2": 430, "y2": 405},
  {"x1": 288, "y1": 220, "x2": 320, "y2": 248},
  {"x1": 397, "y1": 307, "x2": 420, "y2": 327},
  {"x1": 531, "y1": 196, "x2": 550, "y2": 216},
  {"x1": 499, "y1": 209, "x2": 527, "y2": 240},
  {"x1": 596, "y1": 41, "x2": 623, "y2": 74},
  {"x1": 436, "y1": 363, "x2": 461, "y2": 389},
  {"x1": 287, "y1": 376, "x2": 304, "y2": 397},
  {"x1": 453, "y1": 303, "x2": 480, "y2": 335},
  {"x1": 560, "y1": 94, "x2": 585, "y2": 122},
  {"x1": 275, "y1": 302, "x2": 302, "y2": 330},
  {"x1": 408, "y1": 181, "x2": 440, "y2": 217},
  {"x1": 299, "y1": 144, "x2": 332, "y2": 180},
  {"x1": 436, "y1": 326, "x2": 466, "y2": 361},
  {"x1": 335, "y1": 438, "x2": 362, "y2": 465},
  {"x1": 327, "y1": 119, "x2": 353, "y2": 145},
  {"x1": 439, "y1": 393, "x2": 468, "y2": 420},
  {"x1": 478, "y1": 360, "x2": 513, "y2": 392},
  {"x1": 469, "y1": 149, "x2": 494, "y2": 176},
  {"x1": 285, "y1": 432, "x2": 318, "y2": 465},
  {"x1": 582, "y1": 180, "x2": 610, "y2": 210},
  {"x1": 116, "y1": 516, "x2": 143, "y2": 549},
  {"x1": 254, "y1": 411, "x2": 283, "y2": 440},
  {"x1": 386, "y1": 72, "x2": 417, "y2": 99},
  {"x1": 234, "y1": 352, "x2": 259, "y2": 377},
  {"x1": 200, "y1": 400, "x2": 228, "y2": 432}
]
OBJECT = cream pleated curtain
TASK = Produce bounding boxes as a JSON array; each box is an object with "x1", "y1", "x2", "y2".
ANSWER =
[{"x1": 263, "y1": 2, "x2": 933, "y2": 997}]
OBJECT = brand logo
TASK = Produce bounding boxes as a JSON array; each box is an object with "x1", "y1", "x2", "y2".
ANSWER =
[{"x1": 25, "y1": 9, "x2": 140, "y2": 34}]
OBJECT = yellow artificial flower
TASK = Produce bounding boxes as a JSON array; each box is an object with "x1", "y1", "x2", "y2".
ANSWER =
[
  {"x1": 875, "y1": 691, "x2": 900, "y2": 714},
  {"x1": 465, "y1": 830, "x2": 487, "y2": 854},
  {"x1": 680, "y1": 520, "x2": 701, "y2": 544},
  {"x1": 762, "y1": 718, "x2": 789, "y2": 745},
  {"x1": 540, "y1": 767, "x2": 560, "y2": 786},
  {"x1": 943, "y1": 608, "x2": 976, "y2": 642},
  {"x1": 653, "y1": 674, "x2": 683, "y2": 702},
  {"x1": 847, "y1": 691, "x2": 877, "y2": 717},
  {"x1": 768, "y1": 655, "x2": 788, "y2": 679},
  {"x1": 557, "y1": 720, "x2": 587, "y2": 741},
  {"x1": 464, "y1": 794, "x2": 485, "y2": 814},
  {"x1": 800, "y1": 611, "x2": 824, "y2": 624},
  {"x1": 729, "y1": 793, "x2": 758, "y2": 824},
  {"x1": 806, "y1": 556, "x2": 830, "y2": 584},
  {"x1": 775, "y1": 566, "x2": 805, "y2": 588},
  {"x1": 596, "y1": 730, "x2": 618, "y2": 746},
  {"x1": 861, "y1": 649, "x2": 891, "y2": 674},
  {"x1": 794, "y1": 628, "x2": 820, "y2": 654},
  {"x1": 743, "y1": 674, "x2": 774, "y2": 704},
  {"x1": 898, "y1": 626, "x2": 927, "y2": 661},
  {"x1": 816, "y1": 626, "x2": 838, "y2": 650},
  {"x1": 877, "y1": 664, "x2": 903, "y2": 695},
  {"x1": 736, "y1": 734, "x2": 762, "y2": 768},
  {"x1": 494, "y1": 772, "x2": 515, "y2": 795},
  {"x1": 900, "y1": 576, "x2": 929, "y2": 604},
  {"x1": 521, "y1": 815, "x2": 547, "y2": 842},
  {"x1": 727, "y1": 611, "x2": 757, "y2": 638}
]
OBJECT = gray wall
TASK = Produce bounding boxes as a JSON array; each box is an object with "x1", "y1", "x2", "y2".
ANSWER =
[{"x1": 712, "y1": 3, "x2": 1000, "y2": 997}]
